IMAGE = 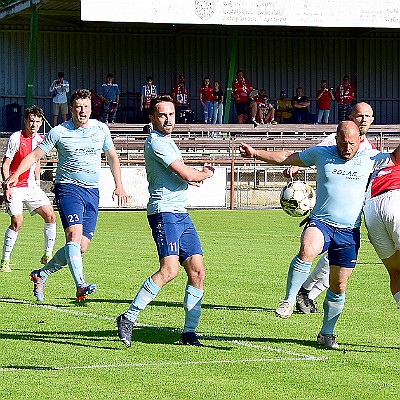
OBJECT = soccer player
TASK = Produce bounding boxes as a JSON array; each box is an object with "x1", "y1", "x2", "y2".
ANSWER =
[
  {"x1": 5, "y1": 89, "x2": 127, "y2": 301},
  {"x1": 0, "y1": 106, "x2": 56, "y2": 272},
  {"x1": 240, "y1": 121, "x2": 400, "y2": 349},
  {"x1": 294, "y1": 102, "x2": 376, "y2": 314},
  {"x1": 116, "y1": 95, "x2": 214, "y2": 348},
  {"x1": 364, "y1": 164, "x2": 400, "y2": 309}
]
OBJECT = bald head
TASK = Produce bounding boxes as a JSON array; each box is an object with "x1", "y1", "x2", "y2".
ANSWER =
[
  {"x1": 336, "y1": 121, "x2": 361, "y2": 161},
  {"x1": 350, "y1": 102, "x2": 374, "y2": 136}
]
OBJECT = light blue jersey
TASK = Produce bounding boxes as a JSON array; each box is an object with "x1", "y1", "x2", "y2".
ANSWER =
[
  {"x1": 300, "y1": 146, "x2": 390, "y2": 228},
  {"x1": 39, "y1": 119, "x2": 114, "y2": 188},
  {"x1": 144, "y1": 130, "x2": 188, "y2": 215}
]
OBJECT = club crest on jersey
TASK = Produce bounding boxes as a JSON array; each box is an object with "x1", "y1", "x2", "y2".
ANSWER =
[{"x1": 195, "y1": 0, "x2": 215, "y2": 20}]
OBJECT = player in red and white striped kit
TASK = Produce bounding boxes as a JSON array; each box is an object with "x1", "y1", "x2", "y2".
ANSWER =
[
  {"x1": 364, "y1": 163, "x2": 400, "y2": 309},
  {"x1": 0, "y1": 106, "x2": 56, "y2": 273}
]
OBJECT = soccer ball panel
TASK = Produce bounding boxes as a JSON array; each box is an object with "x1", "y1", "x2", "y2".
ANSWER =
[{"x1": 280, "y1": 180, "x2": 316, "y2": 217}]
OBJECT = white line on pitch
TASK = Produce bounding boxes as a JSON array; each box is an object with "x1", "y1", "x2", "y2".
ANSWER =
[
  {"x1": 0, "y1": 356, "x2": 326, "y2": 372},
  {"x1": 0, "y1": 297, "x2": 327, "y2": 368}
]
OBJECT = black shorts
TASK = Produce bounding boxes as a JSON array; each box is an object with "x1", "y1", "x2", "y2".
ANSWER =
[{"x1": 235, "y1": 101, "x2": 249, "y2": 116}]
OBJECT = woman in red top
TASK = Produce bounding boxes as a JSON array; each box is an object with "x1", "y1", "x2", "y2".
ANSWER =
[
  {"x1": 316, "y1": 80, "x2": 335, "y2": 124},
  {"x1": 199, "y1": 77, "x2": 214, "y2": 124}
]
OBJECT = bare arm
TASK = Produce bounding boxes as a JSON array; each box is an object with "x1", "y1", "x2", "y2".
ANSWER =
[
  {"x1": 1, "y1": 157, "x2": 12, "y2": 201},
  {"x1": 239, "y1": 142, "x2": 305, "y2": 166},
  {"x1": 199, "y1": 91, "x2": 205, "y2": 107},
  {"x1": 5, "y1": 147, "x2": 46, "y2": 188},
  {"x1": 169, "y1": 159, "x2": 214, "y2": 183},
  {"x1": 1, "y1": 157, "x2": 10, "y2": 181},
  {"x1": 104, "y1": 147, "x2": 128, "y2": 206},
  {"x1": 140, "y1": 94, "x2": 144, "y2": 111}
]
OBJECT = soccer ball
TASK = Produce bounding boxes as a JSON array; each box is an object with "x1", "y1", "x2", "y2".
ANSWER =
[{"x1": 280, "y1": 180, "x2": 316, "y2": 217}]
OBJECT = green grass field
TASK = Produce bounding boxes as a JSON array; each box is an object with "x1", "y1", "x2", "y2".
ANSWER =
[{"x1": 0, "y1": 209, "x2": 399, "y2": 400}]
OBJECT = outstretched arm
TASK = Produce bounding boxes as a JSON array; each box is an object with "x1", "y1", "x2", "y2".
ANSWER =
[
  {"x1": 239, "y1": 142, "x2": 305, "y2": 166},
  {"x1": 169, "y1": 160, "x2": 214, "y2": 183},
  {"x1": 104, "y1": 147, "x2": 128, "y2": 206}
]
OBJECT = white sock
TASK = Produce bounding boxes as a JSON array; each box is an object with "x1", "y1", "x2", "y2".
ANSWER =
[
  {"x1": 44, "y1": 222, "x2": 56, "y2": 255},
  {"x1": 309, "y1": 280, "x2": 329, "y2": 301},
  {"x1": 2, "y1": 228, "x2": 18, "y2": 261},
  {"x1": 303, "y1": 253, "x2": 330, "y2": 291},
  {"x1": 394, "y1": 291, "x2": 400, "y2": 308}
]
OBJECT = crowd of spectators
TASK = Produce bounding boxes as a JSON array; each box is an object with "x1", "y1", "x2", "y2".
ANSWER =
[{"x1": 55, "y1": 71, "x2": 356, "y2": 126}]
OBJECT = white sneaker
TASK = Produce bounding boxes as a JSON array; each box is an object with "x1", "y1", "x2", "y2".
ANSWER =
[
  {"x1": 317, "y1": 332, "x2": 339, "y2": 349},
  {"x1": 275, "y1": 300, "x2": 293, "y2": 318},
  {"x1": 251, "y1": 118, "x2": 259, "y2": 128},
  {"x1": 0, "y1": 260, "x2": 11, "y2": 273}
]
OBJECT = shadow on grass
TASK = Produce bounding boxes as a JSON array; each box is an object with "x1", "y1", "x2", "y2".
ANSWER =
[
  {"x1": 0, "y1": 329, "x2": 116, "y2": 350},
  {"x1": 86, "y1": 298, "x2": 274, "y2": 313}
]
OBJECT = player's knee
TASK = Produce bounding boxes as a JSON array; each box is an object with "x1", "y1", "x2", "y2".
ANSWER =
[
  {"x1": 159, "y1": 266, "x2": 179, "y2": 284},
  {"x1": 186, "y1": 264, "x2": 205, "y2": 285},
  {"x1": 44, "y1": 212, "x2": 56, "y2": 224},
  {"x1": 329, "y1": 280, "x2": 347, "y2": 294},
  {"x1": 10, "y1": 216, "x2": 23, "y2": 231}
]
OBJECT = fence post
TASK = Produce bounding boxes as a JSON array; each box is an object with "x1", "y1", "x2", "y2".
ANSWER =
[{"x1": 230, "y1": 134, "x2": 235, "y2": 209}]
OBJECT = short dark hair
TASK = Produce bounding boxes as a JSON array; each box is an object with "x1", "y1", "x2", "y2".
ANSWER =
[
  {"x1": 107, "y1": 73, "x2": 113, "y2": 78},
  {"x1": 24, "y1": 105, "x2": 44, "y2": 120},
  {"x1": 57, "y1": 72, "x2": 64, "y2": 78},
  {"x1": 149, "y1": 95, "x2": 174, "y2": 116},
  {"x1": 69, "y1": 89, "x2": 91, "y2": 106},
  {"x1": 146, "y1": 76, "x2": 153, "y2": 82}
]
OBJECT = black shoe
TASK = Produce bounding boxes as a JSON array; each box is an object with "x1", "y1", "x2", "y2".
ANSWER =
[
  {"x1": 181, "y1": 331, "x2": 203, "y2": 347},
  {"x1": 308, "y1": 297, "x2": 318, "y2": 313},
  {"x1": 296, "y1": 287, "x2": 313, "y2": 314},
  {"x1": 252, "y1": 119, "x2": 259, "y2": 128},
  {"x1": 117, "y1": 314, "x2": 134, "y2": 348}
]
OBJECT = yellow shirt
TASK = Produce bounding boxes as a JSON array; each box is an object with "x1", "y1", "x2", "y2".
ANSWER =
[{"x1": 275, "y1": 99, "x2": 292, "y2": 119}]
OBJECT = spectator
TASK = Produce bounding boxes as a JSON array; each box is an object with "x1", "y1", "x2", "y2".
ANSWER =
[
  {"x1": 212, "y1": 80, "x2": 224, "y2": 124},
  {"x1": 291, "y1": 87, "x2": 316, "y2": 124},
  {"x1": 199, "y1": 77, "x2": 214, "y2": 124},
  {"x1": 99, "y1": 73, "x2": 120, "y2": 124},
  {"x1": 252, "y1": 89, "x2": 277, "y2": 125},
  {"x1": 335, "y1": 75, "x2": 355, "y2": 121},
  {"x1": 316, "y1": 80, "x2": 335, "y2": 124},
  {"x1": 140, "y1": 76, "x2": 158, "y2": 123},
  {"x1": 49, "y1": 72, "x2": 69, "y2": 127},
  {"x1": 90, "y1": 89, "x2": 103, "y2": 121},
  {"x1": 275, "y1": 91, "x2": 292, "y2": 123},
  {"x1": 232, "y1": 70, "x2": 253, "y2": 124},
  {"x1": 172, "y1": 74, "x2": 192, "y2": 123}
]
